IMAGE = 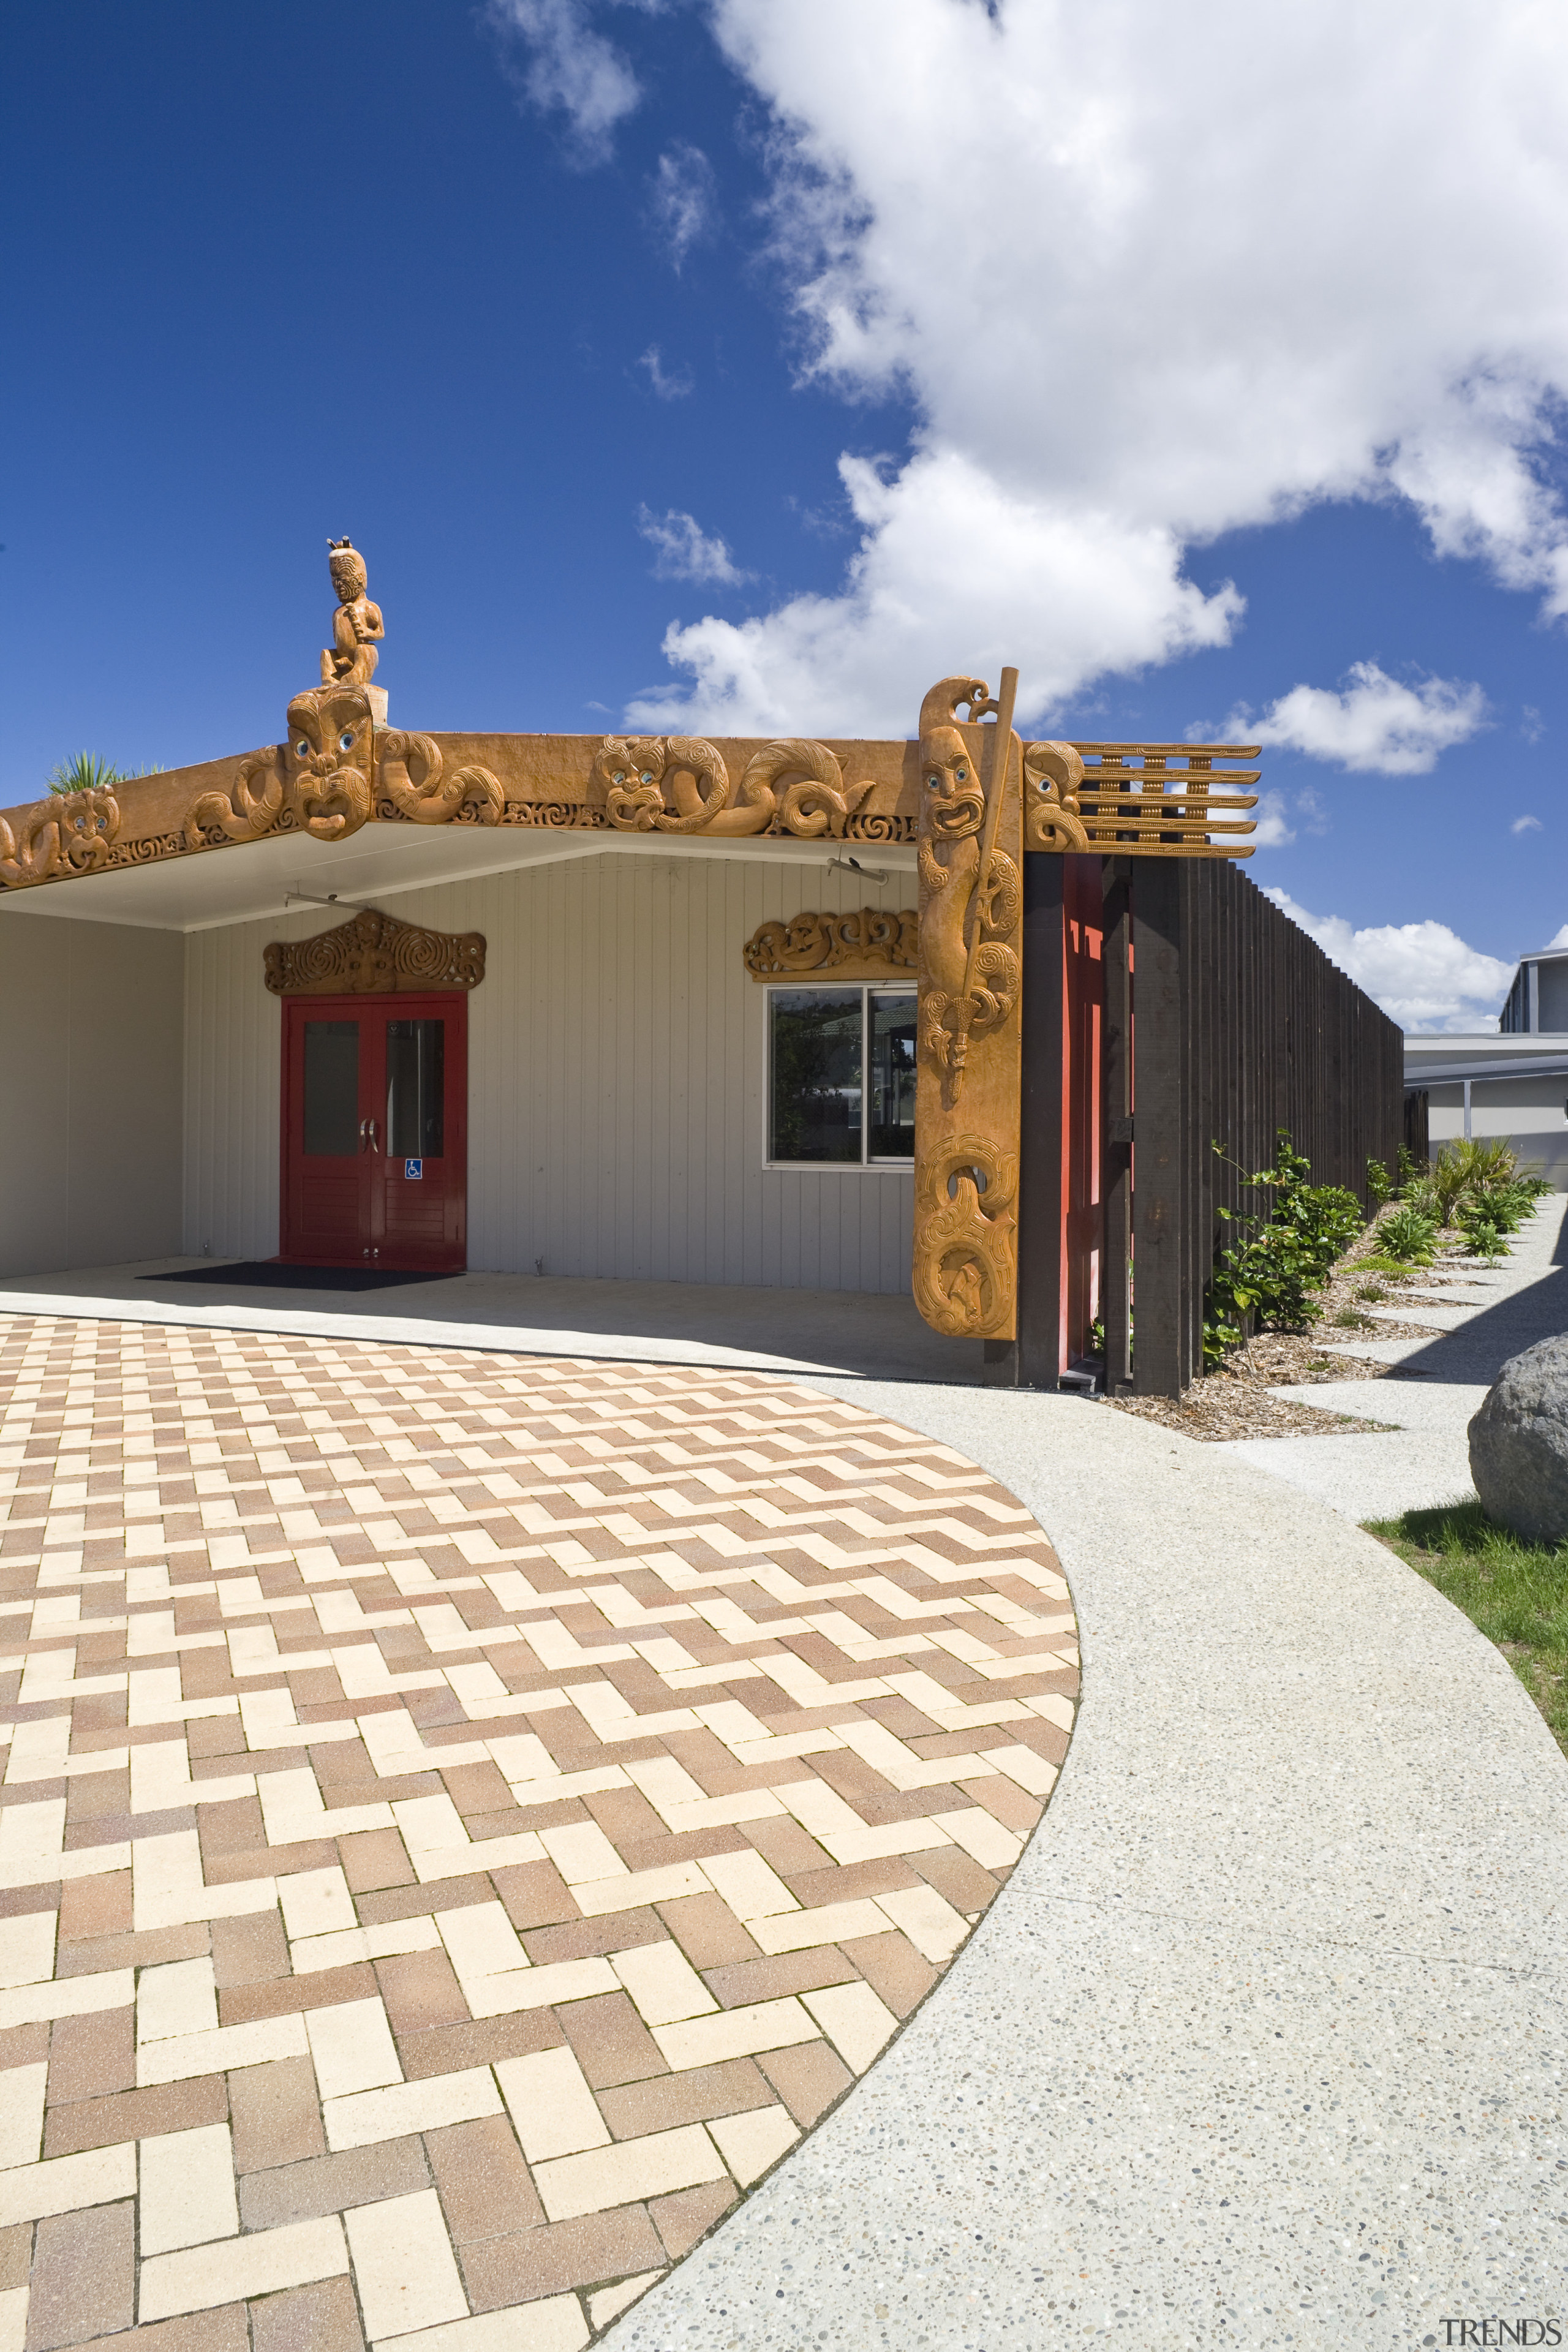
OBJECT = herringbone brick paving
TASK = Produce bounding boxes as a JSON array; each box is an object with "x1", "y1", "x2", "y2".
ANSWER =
[{"x1": 0, "y1": 1316, "x2": 1077, "y2": 2350}]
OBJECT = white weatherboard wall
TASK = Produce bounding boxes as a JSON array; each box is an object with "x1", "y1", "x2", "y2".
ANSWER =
[
  {"x1": 183, "y1": 852, "x2": 916, "y2": 1291},
  {"x1": 0, "y1": 907, "x2": 184, "y2": 1277}
]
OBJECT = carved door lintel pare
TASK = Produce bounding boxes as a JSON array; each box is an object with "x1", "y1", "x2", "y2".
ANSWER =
[{"x1": 263, "y1": 907, "x2": 486, "y2": 996}]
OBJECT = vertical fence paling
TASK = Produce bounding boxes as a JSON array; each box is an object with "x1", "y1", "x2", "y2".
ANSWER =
[{"x1": 1119, "y1": 855, "x2": 1403, "y2": 1396}]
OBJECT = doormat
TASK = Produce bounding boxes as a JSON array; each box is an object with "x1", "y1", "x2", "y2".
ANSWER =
[{"x1": 148, "y1": 1261, "x2": 453, "y2": 1292}]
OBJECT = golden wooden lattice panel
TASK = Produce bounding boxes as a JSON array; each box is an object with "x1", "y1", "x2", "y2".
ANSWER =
[{"x1": 1066, "y1": 741, "x2": 1261, "y2": 858}]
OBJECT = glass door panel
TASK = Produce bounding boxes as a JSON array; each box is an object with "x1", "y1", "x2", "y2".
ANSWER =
[
  {"x1": 385, "y1": 1020, "x2": 445, "y2": 1159},
  {"x1": 302, "y1": 1021, "x2": 361, "y2": 1157}
]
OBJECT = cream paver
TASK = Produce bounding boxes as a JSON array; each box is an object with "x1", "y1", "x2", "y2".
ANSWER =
[
  {"x1": 0, "y1": 1318, "x2": 1075, "y2": 2342},
  {"x1": 137, "y1": 2120, "x2": 239, "y2": 2252}
]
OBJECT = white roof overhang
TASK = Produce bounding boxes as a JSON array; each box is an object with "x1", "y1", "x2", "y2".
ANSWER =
[{"x1": 0, "y1": 821, "x2": 916, "y2": 935}]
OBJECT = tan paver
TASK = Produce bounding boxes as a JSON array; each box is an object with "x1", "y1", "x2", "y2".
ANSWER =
[{"x1": 0, "y1": 1317, "x2": 1077, "y2": 2341}]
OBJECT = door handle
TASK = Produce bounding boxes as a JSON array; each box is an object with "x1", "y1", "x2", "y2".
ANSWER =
[
  {"x1": 360, "y1": 1118, "x2": 380, "y2": 1155},
  {"x1": 367, "y1": 1118, "x2": 380, "y2": 1154}
]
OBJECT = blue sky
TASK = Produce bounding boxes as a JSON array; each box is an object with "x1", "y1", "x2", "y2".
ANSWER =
[{"x1": 4, "y1": 0, "x2": 1566, "y2": 1028}]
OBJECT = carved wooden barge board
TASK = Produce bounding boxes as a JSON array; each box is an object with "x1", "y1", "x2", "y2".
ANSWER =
[
  {"x1": 0, "y1": 709, "x2": 1258, "y2": 899},
  {"x1": 0, "y1": 725, "x2": 923, "y2": 897},
  {"x1": 911, "y1": 676, "x2": 1025, "y2": 1344}
]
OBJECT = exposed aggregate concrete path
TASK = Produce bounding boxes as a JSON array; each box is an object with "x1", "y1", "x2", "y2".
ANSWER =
[{"x1": 604, "y1": 1380, "x2": 1568, "y2": 2351}]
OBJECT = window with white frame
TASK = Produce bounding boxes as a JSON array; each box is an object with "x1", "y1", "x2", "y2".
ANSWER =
[{"x1": 766, "y1": 987, "x2": 916, "y2": 1166}]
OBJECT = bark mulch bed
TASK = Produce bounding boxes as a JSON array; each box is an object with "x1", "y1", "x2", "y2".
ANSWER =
[
  {"x1": 1104, "y1": 1218, "x2": 1494, "y2": 1442},
  {"x1": 1109, "y1": 1376, "x2": 1398, "y2": 1442}
]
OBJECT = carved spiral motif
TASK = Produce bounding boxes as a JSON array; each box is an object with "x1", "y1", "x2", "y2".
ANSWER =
[
  {"x1": 738, "y1": 739, "x2": 872, "y2": 838},
  {"x1": 500, "y1": 802, "x2": 598, "y2": 828},
  {"x1": 185, "y1": 750, "x2": 286, "y2": 851},
  {"x1": 263, "y1": 907, "x2": 486, "y2": 997},
  {"x1": 844, "y1": 812, "x2": 915, "y2": 844},
  {"x1": 742, "y1": 907, "x2": 918, "y2": 978},
  {"x1": 595, "y1": 734, "x2": 873, "y2": 839},
  {"x1": 912, "y1": 1136, "x2": 1019, "y2": 1338},
  {"x1": 379, "y1": 732, "x2": 502, "y2": 827}
]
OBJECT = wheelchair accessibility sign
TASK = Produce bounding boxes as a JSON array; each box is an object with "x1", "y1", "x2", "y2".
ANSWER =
[{"x1": 404, "y1": 1159, "x2": 423, "y2": 1180}]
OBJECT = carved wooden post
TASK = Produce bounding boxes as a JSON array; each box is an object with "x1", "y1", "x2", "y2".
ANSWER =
[{"x1": 911, "y1": 674, "x2": 1025, "y2": 1346}]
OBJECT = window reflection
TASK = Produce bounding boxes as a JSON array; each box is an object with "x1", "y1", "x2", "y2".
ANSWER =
[
  {"x1": 869, "y1": 992, "x2": 916, "y2": 1159},
  {"x1": 386, "y1": 1020, "x2": 445, "y2": 1159},
  {"x1": 768, "y1": 991, "x2": 862, "y2": 1163},
  {"x1": 767, "y1": 987, "x2": 916, "y2": 1164}
]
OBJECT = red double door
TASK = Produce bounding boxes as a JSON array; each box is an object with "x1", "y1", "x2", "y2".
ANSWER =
[{"x1": 281, "y1": 994, "x2": 467, "y2": 1270}]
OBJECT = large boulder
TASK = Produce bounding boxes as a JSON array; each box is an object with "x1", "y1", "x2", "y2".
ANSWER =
[{"x1": 1469, "y1": 1334, "x2": 1568, "y2": 1543}]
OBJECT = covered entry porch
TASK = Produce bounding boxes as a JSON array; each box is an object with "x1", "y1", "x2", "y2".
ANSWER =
[{"x1": 0, "y1": 816, "x2": 927, "y2": 1343}]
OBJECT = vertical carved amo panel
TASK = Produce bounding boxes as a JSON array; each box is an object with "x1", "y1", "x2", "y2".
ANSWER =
[{"x1": 913, "y1": 677, "x2": 1024, "y2": 1341}]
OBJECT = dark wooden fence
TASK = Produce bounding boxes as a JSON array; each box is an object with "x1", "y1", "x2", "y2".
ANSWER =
[{"x1": 1112, "y1": 856, "x2": 1405, "y2": 1396}]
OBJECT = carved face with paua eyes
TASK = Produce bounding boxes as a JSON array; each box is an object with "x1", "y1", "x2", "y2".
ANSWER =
[
  {"x1": 921, "y1": 725, "x2": 986, "y2": 842},
  {"x1": 284, "y1": 687, "x2": 375, "y2": 841}
]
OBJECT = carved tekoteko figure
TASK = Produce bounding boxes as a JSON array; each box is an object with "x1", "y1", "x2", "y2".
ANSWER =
[{"x1": 321, "y1": 540, "x2": 384, "y2": 689}]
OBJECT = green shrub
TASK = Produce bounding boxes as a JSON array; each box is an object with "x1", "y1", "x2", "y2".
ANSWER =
[
  {"x1": 1456, "y1": 1197, "x2": 1512, "y2": 1258},
  {"x1": 1431, "y1": 1136, "x2": 1526, "y2": 1224},
  {"x1": 1366, "y1": 1158, "x2": 1394, "y2": 1204},
  {"x1": 1401, "y1": 1175, "x2": 1441, "y2": 1223},
  {"x1": 1203, "y1": 1132, "x2": 1365, "y2": 1362},
  {"x1": 1376, "y1": 1203, "x2": 1439, "y2": 1262}
]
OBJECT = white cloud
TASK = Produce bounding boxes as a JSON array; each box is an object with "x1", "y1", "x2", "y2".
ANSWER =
[
  {"x1": 628, "y1": 446, "x2": 1240, "y2": 733},
  {"x1": 1251, "y1": 791, "x2": 1296, "y2": 851},
  {"x1": 650, "y1": 142, "x2": 717, "y2": 271},
  {"x1": 487, "y1": 0, "x2": 640, "y2": 161},
  {"x1": 1263, "y1": 888, "x2": 1514, "y2": 1033},
  {"x1": 1546, "y1": 924, "x2": 1568, "y2": 949},
  {"x1": 636, "y1": 506, "x2": 750, "y2": 586},
  {"x1": 1512, "y1": 813, "x2": 1544, "y2": 834},
  {"x1": 1236, "y1": 662, "x2": 1487, "y2": 775},
  {"x1": 638, "y1": 344, "x2": 694, "y2": 400},
  {"x1": 605, "y1": 0, "x2": 1568, "y2": 732}
]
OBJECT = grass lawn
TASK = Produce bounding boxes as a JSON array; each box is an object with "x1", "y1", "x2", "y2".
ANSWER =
[{"x1": 1366, "y1": 1501, "x2": 1568, "y2": 1758}]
